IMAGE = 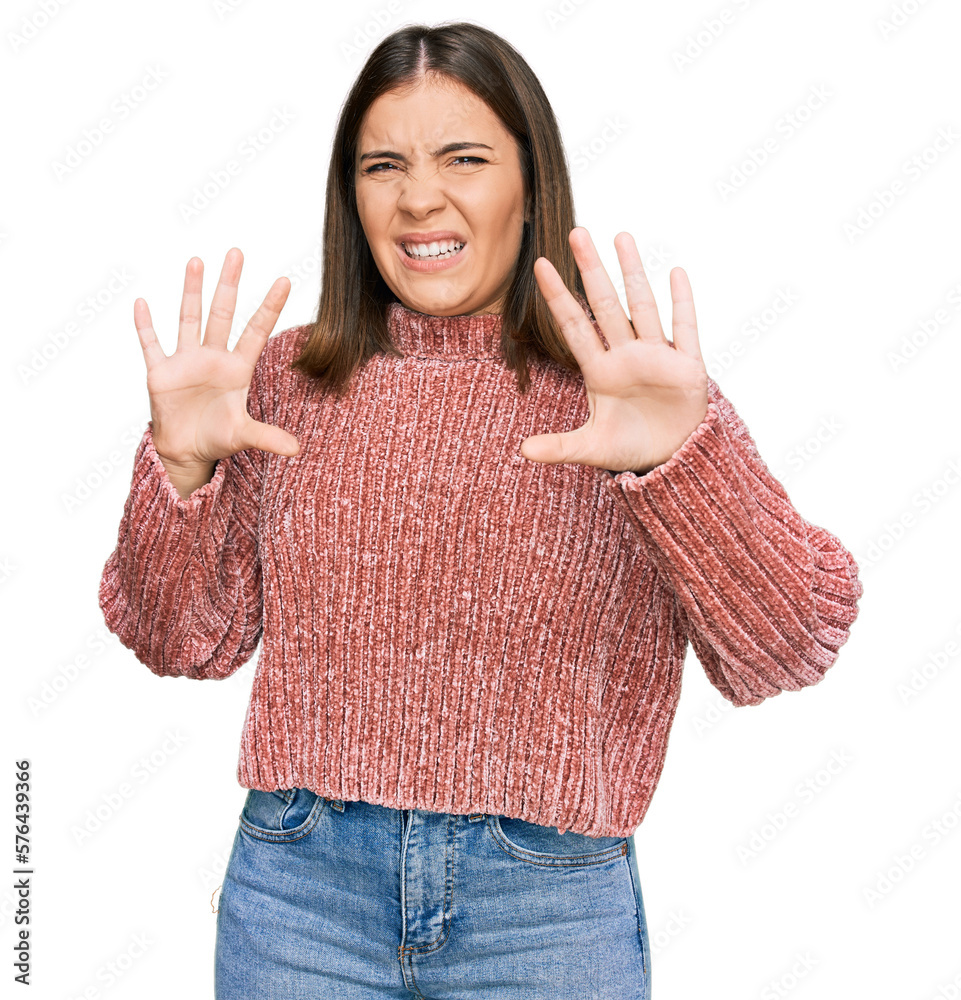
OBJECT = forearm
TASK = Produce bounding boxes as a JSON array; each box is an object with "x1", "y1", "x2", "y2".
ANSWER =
[
  {"x1": 602, "y1": 379, "x2": 863, "y2": 703},
  {"x1": 99, "y1": 426, "x2": 263, "y2": 679}
]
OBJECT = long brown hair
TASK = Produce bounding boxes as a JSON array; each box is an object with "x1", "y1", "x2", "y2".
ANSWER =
[{"x1": 291, "y1": 21, "x2": 586, "y2": 397}]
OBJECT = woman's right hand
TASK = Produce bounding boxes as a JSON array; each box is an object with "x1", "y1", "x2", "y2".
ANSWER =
[{"x1": 134, "y1": 248, "x2": 300, "y2": 494}]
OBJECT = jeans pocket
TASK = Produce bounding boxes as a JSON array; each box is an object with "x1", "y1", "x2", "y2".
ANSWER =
[
  {"x1": 488, "y1": 814, "x2": 629, "y2": 867},
  {"x1": 239, "y1": 787, "x2": 326, "y2": 843}
]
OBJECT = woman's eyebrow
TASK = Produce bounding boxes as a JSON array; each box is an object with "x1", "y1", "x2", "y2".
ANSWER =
[{"x1": 359, "y1": 141, "x2": 493, "y2": 163}]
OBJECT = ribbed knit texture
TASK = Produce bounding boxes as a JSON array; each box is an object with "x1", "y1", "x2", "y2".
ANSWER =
[{"x1": 98, "y1": 301, "x2": 863, "y2": 837}]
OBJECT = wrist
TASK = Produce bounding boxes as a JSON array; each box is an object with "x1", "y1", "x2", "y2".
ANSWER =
[{"x1": 155, "y1": 453, "x2": 217, "y2": 500}]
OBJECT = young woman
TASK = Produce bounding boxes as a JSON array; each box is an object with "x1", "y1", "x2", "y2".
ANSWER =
[{"x1": 99, "y1": 21, "x2": 863, "y2": 999}]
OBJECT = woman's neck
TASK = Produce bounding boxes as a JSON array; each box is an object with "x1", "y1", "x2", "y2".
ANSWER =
[{"x1": 387, "y1": 301, "x2": 504, "y2": 360}]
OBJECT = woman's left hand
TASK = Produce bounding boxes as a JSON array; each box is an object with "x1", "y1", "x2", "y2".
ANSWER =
[{"x1": 520, "y1": 227, "x2": 710, "y2": 475}]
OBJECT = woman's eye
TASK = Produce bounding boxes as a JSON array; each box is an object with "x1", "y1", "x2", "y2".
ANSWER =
[{"x1": 362, "y1": 156, "x2": 487, "y2": 175}]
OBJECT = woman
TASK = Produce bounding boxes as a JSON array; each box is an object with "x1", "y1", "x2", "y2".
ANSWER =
[{"x1": 99, "y1": 21, "x2": 863, "y2": 999}]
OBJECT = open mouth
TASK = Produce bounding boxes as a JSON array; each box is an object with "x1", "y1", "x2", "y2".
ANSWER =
[{"x1": 402, "y1": 240, "x2": 466, "y2": 260}]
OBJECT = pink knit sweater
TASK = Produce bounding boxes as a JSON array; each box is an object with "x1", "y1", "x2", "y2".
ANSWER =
[{"x1": 98, "y1": 301, "x2": 863, "y2": 837}]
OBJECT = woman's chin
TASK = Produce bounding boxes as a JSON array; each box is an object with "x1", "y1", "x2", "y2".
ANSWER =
[{"x1": 393, "y1": 285, "x2": 472, "y2": 317}]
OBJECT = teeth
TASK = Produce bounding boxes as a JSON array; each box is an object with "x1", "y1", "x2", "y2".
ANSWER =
[{"x1": 403, "y1": 240, "x2": 465, "y2": 259}]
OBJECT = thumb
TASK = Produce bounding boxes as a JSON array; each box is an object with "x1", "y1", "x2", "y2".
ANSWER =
[
  {"x1": 245, "y1": 418, "x2": 300, "y2": 458},
  {"x1": 519, "y1": 430, "x2": 577, "y2": 466}
]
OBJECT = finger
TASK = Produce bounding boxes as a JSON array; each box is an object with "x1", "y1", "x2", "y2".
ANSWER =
[
  {"x1": 569, "y1": 227, "x2": 636, "y2": 349},
  {"x1": 233, "y1": 276, "x2": 292, "y2": 368},
  {"x1": 533, "y1": 255, "x2": 607, "y2": 367},
  {"x1": 519, "y1": 428, "x2": 583, "y2": 466},
  {"x1": 244, "y1": 418, "x2": 301, "y2": 459},
  {"x1": 177, "y1": 256, "x2": 204, "y2": 352},
  {"x1": 203, "y1": 248, "x2": 244, "y2": 351},
  {"x1": 670, "y1": 267, "x2": 702, "y2": 361},
  {"x1": 613, "y1": 232, "x2": 668, "y2": 347},
  {"x1": 133, "y1": 297, "x2": 168, "y2": 372}
]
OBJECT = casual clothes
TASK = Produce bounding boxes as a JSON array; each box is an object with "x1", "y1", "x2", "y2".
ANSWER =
[{"x1": 99, "y1": 301, "x2": 863, "y2": 837}]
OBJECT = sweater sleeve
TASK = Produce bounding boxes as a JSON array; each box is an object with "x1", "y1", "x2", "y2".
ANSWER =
[
  {"x1": 600, "y1": 376, "x2": 863, "y2": 706},
  {"x1": 98, "y1": 354, "x2": 271, "y2": 681}
]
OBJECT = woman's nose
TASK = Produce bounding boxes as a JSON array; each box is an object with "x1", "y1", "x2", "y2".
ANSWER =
[{"x1": 395, "y1": 167, "x2": 447, "y2": 215}]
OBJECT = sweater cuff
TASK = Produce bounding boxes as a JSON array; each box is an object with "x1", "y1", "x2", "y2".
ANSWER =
[
  {"x1": 602, "y1": 397, "x2": 722, "y2": 486},
  {"x1": 141, "y1": 422, "x2": 228, "y2": 520},
  {"x1": 598, "y1": 390, "x2": 807, "y2": 600}
]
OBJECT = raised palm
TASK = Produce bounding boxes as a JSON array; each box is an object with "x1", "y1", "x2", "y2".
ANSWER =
[
  {"x1": 134, "y1": 248, "x2": 300, "y2": 467},
  {"x1": 521, "y1": 228, "x2": 709, "y2": 475}
]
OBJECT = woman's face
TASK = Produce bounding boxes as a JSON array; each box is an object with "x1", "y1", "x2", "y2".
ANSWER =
[{"x1": 354, "y1": 74, "x2": 529, "y2": 317}]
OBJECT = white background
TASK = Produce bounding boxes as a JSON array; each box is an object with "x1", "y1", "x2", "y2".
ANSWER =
[{"x1": 4, "y1": 0, "x2": 960, "y2": 997}]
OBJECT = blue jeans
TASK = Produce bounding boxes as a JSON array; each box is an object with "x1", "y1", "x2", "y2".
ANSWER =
[{"x1": 214, "y1": 790, "x2": 652, "y2": 998}]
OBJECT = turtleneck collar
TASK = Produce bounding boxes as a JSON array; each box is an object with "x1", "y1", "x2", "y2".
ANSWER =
[{"x1": 387, "y1": 300, "x2": 504, "y2": 361}]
